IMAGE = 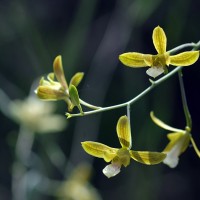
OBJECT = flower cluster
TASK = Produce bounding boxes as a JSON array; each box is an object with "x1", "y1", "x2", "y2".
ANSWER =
[
  {"x1": 35, "y1": 55, "x2": 84, "y2": 113},
  {"x1": 35, "y1": 26, "x2": 200, "y2": 178}
]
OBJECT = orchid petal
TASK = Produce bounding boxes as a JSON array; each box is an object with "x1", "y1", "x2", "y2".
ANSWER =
[
  {"x1": 163, "y1": 133, "x2": 190, "y2": 168},
  {"x1": 150, "y1": 112, "x2": 185, "y2": 133},
  {"x1": 53, "y1": 55, "x2": 68, "y2": 90},
  {"x1": 169, "y1": 51, "x2": 199, "y2": 66},
  {"x1": 38, "y1": 77, "x2": 51, "y2": 86},
  {"x1": 47, "y1": 73, "x2": 55, "y2": 83},
  {"x1": 119, "y1": 52, "x2": 148, "y2": 67},
  {"x1": 143, "y1": 54, "x2": 153, "y2": 66},
  {"x1": 153, "y1": 26, "x2": 167, "y2": 54},
  {"x1": 36, "y1": 85, "x2": 66, "y2": 100},
  {"x1": 81, "y1": 141, "x2": 117, "y2": 162},
  {"x1": 116, "y1": 116, "x2": 132, "y2": 149},
  {"x1": 163, "y1": 133, "x2": 190, "y2": 155},
  {"x1": 69, "y1": 72, "x2": 84, "y2": 87},
  {"x1": 130, "y1": 150, "x2": 166, "y2": 165}
]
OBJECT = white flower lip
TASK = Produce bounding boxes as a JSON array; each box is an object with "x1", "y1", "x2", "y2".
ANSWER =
[
  {"x1": 102, "y1": 163, "x2": 121, "y2": 178},
  {"x1": 146, "y1": 67, "x2": 164, "y2": 78}
]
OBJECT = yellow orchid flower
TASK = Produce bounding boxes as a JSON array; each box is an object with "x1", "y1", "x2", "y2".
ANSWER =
[
  {"x1": 9, "y1": 96, "x2": 67, "y2": 134},
  {"x1": 35, "y1": 55, "x2": 84, "y2": 113},
  {"x1": 119, "y1": 26, "x2": 199, "y2": 78},
  {"x1": 81, "y1": 116, "x2": 166, "y2": 178},
  {"x1": 150, "y1": 112, "x2": 200, "y2": 168}
]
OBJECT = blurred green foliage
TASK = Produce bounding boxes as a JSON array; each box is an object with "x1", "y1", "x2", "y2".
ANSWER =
[{"x1": 0, "y1": 0, "x2": 200, "y2": 200}]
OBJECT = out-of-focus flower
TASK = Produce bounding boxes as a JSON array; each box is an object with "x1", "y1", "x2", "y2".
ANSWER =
[
  {"x1": 150, "y1": 112, "x2": 200, "y2": 168},
  {"x1": 35, "y1": 55, "x2": 84, "y2": 113},
  {"x1": 56, "y1": 163, "x2": 102, "y2": 200},
  {"x1": 82, "y1": 116, "x2": 166, "y2": 178},
  {"x1": 119, "y1": 26, "x2": 199, "y2": 78},
  {"x1": 9, "y1": 96, "x2": 66, "y2": 133}
]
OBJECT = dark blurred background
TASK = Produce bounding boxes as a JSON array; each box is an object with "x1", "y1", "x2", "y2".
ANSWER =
[{"x1": 0, "y1": 0, "x2": 200, "y2": 200}]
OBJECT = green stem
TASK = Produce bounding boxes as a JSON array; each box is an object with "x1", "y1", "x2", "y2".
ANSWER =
[
  {"x1": 176, "y1": 43, "x2": 200, "y2": 130},
  {"x1": 66, "y1": 66, "x2": 183, "y2": 118},
  {"x1": 178, "y1": 70, "x2": 192, "y2": 129},
  {"x1": 79, "y1": 99, "x2": 102, "y2": 110},
  {"x1": 127, "y1": 103, "x2": 132, "y2": 149},
  {"x1": 168, "y1": 41, "x2": 200, "y2": 54},
  {"x1": 126, "y1": 103, "x2": 131, "y2": 122}
]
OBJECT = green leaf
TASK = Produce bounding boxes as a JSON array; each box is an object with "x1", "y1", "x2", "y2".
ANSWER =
[{"x1": 69, "y1": 85, "x2": 83, "y2": 114}]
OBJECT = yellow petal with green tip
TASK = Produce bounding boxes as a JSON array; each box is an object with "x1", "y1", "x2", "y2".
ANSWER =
[
  {"x1": 53, "y1": 55, "x2": 68, "y2": 90},
  {"x1": 116, "y1": 116, "x2": 132, "y2": 149},
  {"x1": 169, "y1": 51, "x2": 199, "y2": 66},
  {"x1": 130, "y1": 150, "x2": 166, "y2": 165},
  {"x1": 69, "y1": 85, "x2": 83, "y2": 114},
  {"x1": 37, "y1": 85, "x2": 66, "y2": 100},
  {"x1": 81, "y1": 141, "x2": 118, "y2": 162},
  {"x1": 119, "y1": 52, "x2": 148, "y2": 67},
  {"x1": 150, "y1": 112, "x2": 185, "y2": 133},
  {"x1": 70, "y1": 72, "x2": 84, "y2": 87},
  {"x1": 152, "y1": 26, "x2": 167, "y2": 54}
]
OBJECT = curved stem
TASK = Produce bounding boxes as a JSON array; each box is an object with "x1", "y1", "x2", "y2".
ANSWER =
[
  {"x1": 190, "y1": 136, "x2": 200, "y2": 157},
  {"x1": 177, "y1": 42, "x2": 199, "y2": 130},
  {"x1": 126, "y1": 103, "x2": 131, "y2": 122},
  {"x1": 178, "y1": 70, "x2": 192, "y2": 129},
  {"x1": 79, "y1": 99, "x2": 101, "y2": 110},
  {"x1": 168, "y1": 41, "x2": 200, "y2": 54},
  {"x1": 67, "y1": 66, "x2": 183, "y2": 118},
  {"x1": 127, "y1": 103, "x2": 132, "y2": 149},
  {"x1": 66, "y1": 41, "x2": 200, "y2": 119}
]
